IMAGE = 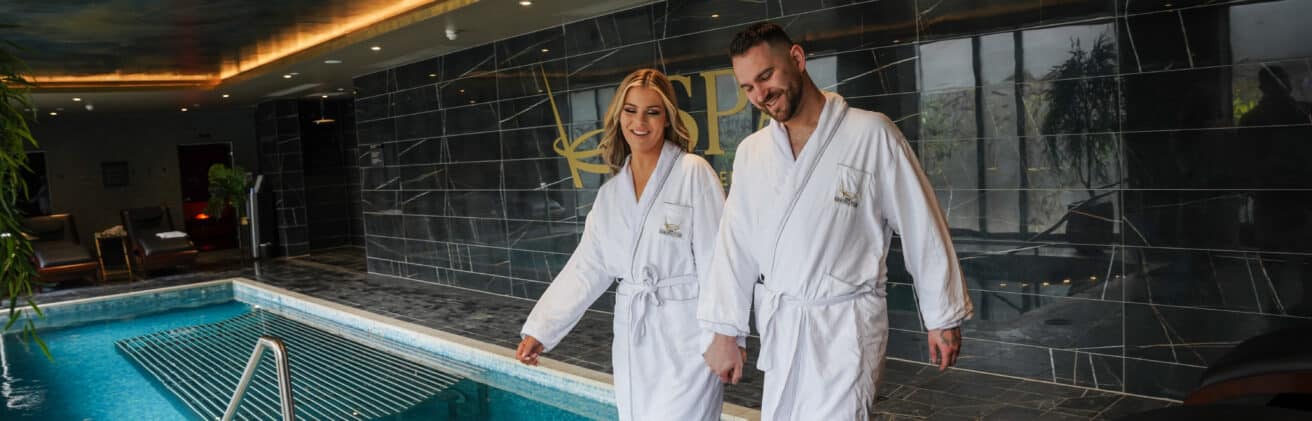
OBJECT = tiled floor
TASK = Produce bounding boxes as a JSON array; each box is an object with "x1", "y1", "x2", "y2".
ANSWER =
[{"x1": 31, "y1": 246, "x2": 1175, "y2": 420}]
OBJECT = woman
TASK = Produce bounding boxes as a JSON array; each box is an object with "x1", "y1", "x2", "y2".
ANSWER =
[{"x1": 516, "y1": 68, "x2": 729, "y2": 420}]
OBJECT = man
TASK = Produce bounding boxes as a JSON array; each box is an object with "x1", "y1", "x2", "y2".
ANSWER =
[{"x1": 698, "y1": 22, "x2": 974, "y2": 420}]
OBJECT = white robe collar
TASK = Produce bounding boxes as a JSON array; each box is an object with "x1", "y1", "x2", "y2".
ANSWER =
[{"x1": 614, "y1": 141, "x2": 684, "y2": 238}]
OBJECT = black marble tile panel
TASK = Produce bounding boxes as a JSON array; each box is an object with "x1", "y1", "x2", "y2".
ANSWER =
[
  {"x1": 400, "y1": 164, "x2": 448, "y2": 191},
  {"x1": 364, "y1": 214, "x2": 404, "y2": 238},
  {"x1": 1124, "y1": 127, "x2": 1312, "y2": 189},
  {"x1": 503, "y1": 158, "x2": 575, "y2": 190},
  {"x1": 497, "y1": 59, "x2": 567, "y2": 100},
  {"x1": 566, "y1": 42, "x2": 661, "y2": 92},
  {"x1": 444, "y1": 191, "x2": 505, "y2": 219},
  {"x1": 658, "y1": 0, "x2": 769, "y2": 39},
  {"x1": 395, "y1": 57, "x2": 443, "y2": 90},
  {"x1": 509, "y1": 250, "x2": 571, "y2": 283},
  {"x1": 775, "y1": 0, "x2": 916, "y2": 55},
  {"x1": 394, "y1": 110, "x2": 444, "y2": 140},
  {"x1": 659, "y1": 25, "x2": 740, "y2": 76},
  {"x1": 1123, "y1": 190, "x2": 1312, "y2": 253},
  {"x1": 505, "y1": 190, "x2": 579, "y2": 221},
  {"x1": 439, "y1": 74, "x2": 498, "y2": 108},
  {"x1": 565, "y1": 4, "x2": 657, "y2": 55},
  {"x1": 821, "y1": 46, "x2": 918, "y2": 97},
  {"x1": 365, "y1": 235, "x2": 405, "y2": 260},
  {"x1": 444, "y1": 162, "x2": 502, "y2": 190},
  {"x1": 1121, "y1": 358, "x2": 1203, "y2": 400},
  {"x1": 500, "y1": 127, "x2": 563, "y2": 160},
  {"x1": 495, "y1": 26, "x2": 566, "y2": 69},
  {"x1": 361, "y1": 166, "x2": 399, "y2": 191},
  {"x1": 506, "y1": 220, "x2": 582, "y2": 254},
  {"x1": 354, "y1": 70, "x2": 393, "y2": 97},
  {"x1": 395, "y1": 138, "x2": 444, "y2": 166},
  {"x1": 392, "y1": 85, "x2": 441, "y2": 116},
  {"x1": 442, "y1": 44, "x2": 496, "y2": 80},
  {"x1": 446, "y1": 132, "x2": 502, "y2": 163},
  {"x1": 498, "y1": 94, "x2": 570, "y2": 130},
  {"x1": 400, "y1": 190, "x2": 447, "y2": 216},
  {"x1": 361, "y1": 190, "x2": 398, "y2": 213},
  {"x1": 355, "y1": 94, "x2": 390, "y2": 121},
  {"x1": 356, "y1": 119, "x2": 396, "y2": 145},
  {"x1": 444, "y1": 103, "x2": 500, "y2": 135}
]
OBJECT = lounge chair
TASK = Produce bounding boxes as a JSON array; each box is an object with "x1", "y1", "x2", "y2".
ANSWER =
[{"x1": 121, "y1": 206, "x2": 198, "y2": 273}]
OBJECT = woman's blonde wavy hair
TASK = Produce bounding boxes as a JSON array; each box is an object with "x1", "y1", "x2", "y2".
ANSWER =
[{"x1": 599, "y1": 68, "x2": 692, "y2": 174}]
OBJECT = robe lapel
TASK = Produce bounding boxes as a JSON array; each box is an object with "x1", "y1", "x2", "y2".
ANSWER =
[
  {"x1": 760, "y1": 93, "x2": 851, "y2": 278},
  {"x1": 626, "y1": 142, "x2": 684, "y2": 276}
]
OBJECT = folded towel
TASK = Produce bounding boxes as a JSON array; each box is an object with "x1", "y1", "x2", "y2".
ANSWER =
[{"x1": 155, "y1": 231, "x2": 188, "y2": 239}]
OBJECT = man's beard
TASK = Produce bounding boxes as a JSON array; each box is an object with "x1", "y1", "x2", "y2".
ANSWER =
[{"x1": 759, "y1": 76, "x2": 804, "y2": 122}]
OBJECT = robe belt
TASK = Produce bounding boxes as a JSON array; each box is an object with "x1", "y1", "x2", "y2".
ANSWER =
[
  {"x1": 615, "y1": 265, "x2": 697, "y2": 344},
  {"x1": 753, "y1": 281, "x2": 873, "y2": 371}
]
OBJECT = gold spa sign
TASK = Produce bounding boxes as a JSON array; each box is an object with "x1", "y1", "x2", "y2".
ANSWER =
[{"x1": 541, "y1": 66, "x2": 759, "y2": 188}]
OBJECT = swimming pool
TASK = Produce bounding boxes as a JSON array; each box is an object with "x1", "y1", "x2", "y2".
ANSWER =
[{"x1": 0, "y1": 279, "x2": 642, "y2": 420}]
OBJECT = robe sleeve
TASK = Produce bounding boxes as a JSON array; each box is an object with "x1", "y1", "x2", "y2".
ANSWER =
[
  {"x1": 520, "y1": 200, "x2": 613, "y2": 352},
  {"x1": 686, "y1": 158, "x2": 742, "y2": 348},
  {"x1": 872, "y1": 114, "x2": 974, "y2": 331},
  {"x1": 697, "y1": 145, "x2": 760, "y2": 343}
]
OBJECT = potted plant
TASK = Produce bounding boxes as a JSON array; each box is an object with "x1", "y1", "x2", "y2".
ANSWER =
[
  {"x1": 1, "y1": 31, "x2": 49, "y2": 356},
  {"x1": 206, "y1": 163, "x2": 251, "y2": 254}
]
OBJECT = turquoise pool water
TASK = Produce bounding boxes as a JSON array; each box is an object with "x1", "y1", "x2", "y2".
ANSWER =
[{"x1": 1, "y1": 301, "x2": 600, "y2": 420}]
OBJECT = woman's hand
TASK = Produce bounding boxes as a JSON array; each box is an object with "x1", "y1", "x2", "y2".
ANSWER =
[{"x1": 516, "y1": 335, "x2": 545, "y2": 366}]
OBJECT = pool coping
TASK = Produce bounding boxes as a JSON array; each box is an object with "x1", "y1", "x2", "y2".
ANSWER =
[{"x1": 22, "y1": 277, "x2": 761, "y2": 421}]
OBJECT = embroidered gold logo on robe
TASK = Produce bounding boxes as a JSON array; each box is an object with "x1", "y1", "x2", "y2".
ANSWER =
[
  {"x1": 834, "y1": 188, "x2": 859, "y2": 208},
  {"x1": 659, "y1": 223, "x2": 683, "y2": 238}
]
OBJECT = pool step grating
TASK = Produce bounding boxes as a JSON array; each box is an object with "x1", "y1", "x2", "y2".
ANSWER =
[{"x1": 116, "y1": 309, "x2": 479, "y2": 420}]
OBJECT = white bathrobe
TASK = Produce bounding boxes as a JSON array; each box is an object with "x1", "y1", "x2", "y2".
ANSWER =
[
  {"x1": 522, "y1": 141, "x2": 727, "y2": 421},
  {"x1": 697, "y1": 92, "x2": 973, "y2": 420}
]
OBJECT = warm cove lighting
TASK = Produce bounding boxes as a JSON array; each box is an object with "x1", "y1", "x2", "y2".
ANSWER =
[
  {"x1": 28, "y1": 73, "x2": 220, "y2": 89},
  {"x1": 29, "y1": 0, "x2": 476, "y2": 88}
]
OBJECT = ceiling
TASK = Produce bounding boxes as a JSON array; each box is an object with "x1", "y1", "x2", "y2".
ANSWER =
[{"x1": 2, "y1": 0, "x2": 648, "y2": 113}]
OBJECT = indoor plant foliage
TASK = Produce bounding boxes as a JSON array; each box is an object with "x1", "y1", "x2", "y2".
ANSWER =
[
  {"x1": 206, "y1": 163, "x2": 250, "y2": 219},
  {"x1": 203, "y1": 162, "x2": 249, "y2": 228},
  {"x1": 1, "y1": 31, "x2": 49, "y2": 357}
]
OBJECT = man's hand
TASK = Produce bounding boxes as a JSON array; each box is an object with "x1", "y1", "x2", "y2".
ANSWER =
[
  {"x1": 516, "y1": 335, "x2": 545, "y2": 366},
  {"x1": 927, "y1": 327, "x2": 962, "y2": 371},
  {"x1": 703, "y1": 334, "x2": 747, "y2": 384}
]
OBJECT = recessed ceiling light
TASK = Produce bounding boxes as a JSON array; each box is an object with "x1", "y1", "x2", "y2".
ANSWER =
[
  {"x1": 541, "y1": 48, "x2": 550, "y2": 53},
  {"x1": 180, "y1": 107, "x2": 188, "y2": 112},
  {"x1": 72, "y1": 97, "x2": 82, "y2": 102},
  {"x1": 711, "y1": 13, "x2": 720, "y2": 18},
  {"x1": 222, "y1": 94, "x2": 231, "y2": 98},
  {"x1": 321, "y1": 95, "x2": 328, "y2": 98},
  {"x1": 324, "y1": 59, "x2": 343, "y2": 64},
  {"x1": 428, "y1": 73, "x2": 437, "y2": 78},
  {"x1": 336, "y1": 88, "x2": 345, "y2": 92},
  {"x1": 283, "y1": 74, "x2": 293, "y2": 79},
  {"x1": 370, "y1": 46, "x2": 382, "y2": 51},
  {"x1": 519, "y1": 1, "x2": 532, "y2": 5},
  {"x1": 48, "y1": 111, "x2": 57, "y2": 116}
]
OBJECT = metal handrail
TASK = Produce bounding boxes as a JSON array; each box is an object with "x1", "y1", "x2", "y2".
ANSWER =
[{"x1": 223, "y1": 335, "x2": 296, "y2": 421}]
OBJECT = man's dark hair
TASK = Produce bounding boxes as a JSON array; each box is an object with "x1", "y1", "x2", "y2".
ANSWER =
[{"x1": 729, "y1": 22, "x2": 794, "y2": 57}]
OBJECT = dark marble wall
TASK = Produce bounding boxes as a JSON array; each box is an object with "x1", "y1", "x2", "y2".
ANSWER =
[
  {"x1": 259, "y1": 99, "x2": 365, "y2": 255},
  {"x1": 355, "y1": 0, "x2": 1312, "y2": 400},
  {"x1": 301, "y1": 99, "x2": 365, "y2": 249},
  {"x1": 256, "y1": 100, "x2": 310, "y2": 257}
]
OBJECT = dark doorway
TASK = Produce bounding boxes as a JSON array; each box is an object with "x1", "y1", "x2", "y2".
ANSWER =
[
  {"x1": 177, "y1": 143, "x2": 236, "y2": 251},
  {"x1": 18, "y1": 151, "x2": 50, "y2": 216}
]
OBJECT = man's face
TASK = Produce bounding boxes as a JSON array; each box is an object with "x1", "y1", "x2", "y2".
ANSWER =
[{"x1": 732, "y1": 42, "x2": 805, "y2": 122}]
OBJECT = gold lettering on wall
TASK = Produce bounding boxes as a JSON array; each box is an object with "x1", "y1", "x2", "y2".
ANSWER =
[{"x1": 545, "y1": 65, "x2": 753, "y2": 188}]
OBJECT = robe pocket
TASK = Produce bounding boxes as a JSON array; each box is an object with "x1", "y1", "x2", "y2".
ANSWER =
[
  {"x1": 657, "y1": 202, "x2": 692, "y2": 241},
  {"x1": 832, "y1": 164, "x2": 872, "y2": 209}
]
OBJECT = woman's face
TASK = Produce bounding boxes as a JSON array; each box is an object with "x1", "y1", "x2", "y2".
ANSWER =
[{"x1": 619, "y1": 86, "x2": 668, "y2": 154}]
